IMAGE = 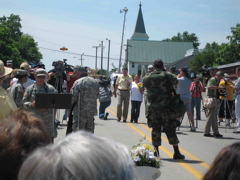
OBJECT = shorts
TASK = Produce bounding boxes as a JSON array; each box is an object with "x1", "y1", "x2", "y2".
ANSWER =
[{"x1": 181, "y1": 97, "x2": 192, "y2": 112}]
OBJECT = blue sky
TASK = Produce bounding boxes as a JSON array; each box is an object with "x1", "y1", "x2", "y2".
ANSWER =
[{"x1": 1, "y1": 0, "x2": 240, "y2": 70}]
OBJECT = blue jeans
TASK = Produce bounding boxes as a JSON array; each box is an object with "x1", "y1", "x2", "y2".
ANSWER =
[
  {"x1": 191, "y1": 97, "x2": 201, "y2": 120},
  {"x1": 99, "y1": 101, "x2": 111, "y2": 119}
]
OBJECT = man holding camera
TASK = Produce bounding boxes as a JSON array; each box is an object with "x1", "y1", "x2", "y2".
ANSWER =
[
  {"x1": 218, "y1": 73, "x2": 234, "y2": 126},
  {"x1": 204, "y1": 71, "x2": 224, "y2": 138}
]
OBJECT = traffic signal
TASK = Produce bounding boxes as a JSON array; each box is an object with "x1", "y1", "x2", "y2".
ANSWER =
[{"x1": 60, "y1": 46, "x2": 68, "y2": 51}]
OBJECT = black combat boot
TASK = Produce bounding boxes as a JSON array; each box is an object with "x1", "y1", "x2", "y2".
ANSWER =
[{"x1": 153, "y1": 145, "x2": 159, "y2": 157}]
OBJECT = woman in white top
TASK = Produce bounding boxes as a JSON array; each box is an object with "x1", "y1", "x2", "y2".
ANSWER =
[
  {"x1": 130, "y1": 74, "x2": 143, "y2": 123},
  {"x1": 234, "y1": 68, "x2": 240, "y2": 133}
]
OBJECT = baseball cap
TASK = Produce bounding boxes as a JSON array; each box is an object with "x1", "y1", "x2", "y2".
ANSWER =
[
  {"x1": 147, "y1": 65, "x2": 153, "y2": 69},
  {"x1": 35, "y1": 68, "x2": 47, "y2": 77},
  {"x1": 224, "y1": 73, "x2": 229, "y2": 78},
  {"x1": 16, "y1": 69, "x2": 28, "y2": 76},
  {"x1": 0, "y1": 60, "x2": 12, "y2": 78},
  {"x1": 6, "y1": 60, "x2": 13, "y2": 65},
  {"x1": 20, "y1": 62, "x2": 31, "y2": 70}
]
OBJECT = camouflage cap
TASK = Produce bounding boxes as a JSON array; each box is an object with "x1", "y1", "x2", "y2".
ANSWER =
[
  {"x1": 74, "y1": 65, "x2": 85, "y2": 72},
  {"x1": 16, "y1": 69, "x2": 28, "y2": 76},
  {"x1": 35, "y1": 68, "x2": 47, "y2": 77},
  {"x1": 20, "y1": 62, "x2": 31, "y2": 70}
]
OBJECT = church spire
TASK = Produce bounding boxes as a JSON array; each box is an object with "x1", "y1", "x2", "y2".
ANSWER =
[{"x1": 131, "y1": 2, "x2": 149, "y2": 40}]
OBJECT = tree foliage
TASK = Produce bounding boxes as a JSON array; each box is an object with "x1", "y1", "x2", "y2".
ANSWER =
[
  {"x1": 0, "y1": 14, "x2": 42, "y2": 68},
  {"x1": 163, "y1": 31, "x2": 200, "y2": 49},
  {"x1": 191, "y1": 24, "x2": 240, "y2": 72}
]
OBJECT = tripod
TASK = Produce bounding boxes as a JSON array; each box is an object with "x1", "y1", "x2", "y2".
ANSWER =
[{"x1": 218, "y1": 97, "x2": 234, "y2": 129}]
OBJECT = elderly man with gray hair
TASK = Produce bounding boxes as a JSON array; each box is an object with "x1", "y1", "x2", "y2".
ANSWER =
[
  {"x1": 70, "y1": 66, "x2": 99, "y2": 133},
  {"x1": 18, "y1": 131, "x2": 134, "y2": 180}
]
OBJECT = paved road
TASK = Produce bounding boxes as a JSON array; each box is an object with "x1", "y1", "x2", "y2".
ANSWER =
[{"x1": 56, "y1": 97, "x2": 240, "y2": 180}]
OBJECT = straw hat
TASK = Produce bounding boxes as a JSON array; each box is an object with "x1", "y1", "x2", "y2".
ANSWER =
[{"x1": 0, "y1": 60, "x2": 12, "y2": 78}]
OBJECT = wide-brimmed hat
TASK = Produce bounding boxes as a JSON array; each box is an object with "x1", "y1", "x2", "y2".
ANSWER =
[
  {"x1": 35, "y1": 68, "x2": 47, "y2": 77},
  {"x1": 20, "y1": 62, "x2": 31, "y2": 70},
  {"x1": 0, "y1": 60, "x2": 12, "y2": 78},
  {"x1": 16, "y1": 69, "x2": 28, "y2": 76}
]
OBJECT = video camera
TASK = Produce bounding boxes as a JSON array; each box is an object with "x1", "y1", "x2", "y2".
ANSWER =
[
  {"x1": 52, "y1": 59, "x2": 74, "y2": 77},
  {"x1": 199, "y1": 65, "x2": 211, "y2": 78}
]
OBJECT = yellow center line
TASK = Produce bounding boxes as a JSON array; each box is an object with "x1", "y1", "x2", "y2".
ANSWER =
[
  {"x1": 139, "y1": 124, "x2": 210, "y2": 169},
  {"x1": 107, "y1": 104, "x2": 210, "y2": 169},
  {"x1": 105, "y1": 106, "x2": 203, "y2": 180}
]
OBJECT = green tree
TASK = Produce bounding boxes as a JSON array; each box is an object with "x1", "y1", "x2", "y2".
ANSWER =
[
  {"x1": 216, "y1": 24, "x2": 240, "y2": 65},
  {"x1": 163, "y1": 31, "x2": 200, "y2": 49},
  {"x1": 0, "y1": 14, "x2": 42, "y2": 67},
  {"x1": 190, "y1": 42, "x2": 221, "y2": 72}
]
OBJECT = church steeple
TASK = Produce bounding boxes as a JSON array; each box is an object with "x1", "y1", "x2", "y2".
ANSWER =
[{"x1": 131, "y1": 2, "x2": 149, "y2": 41}]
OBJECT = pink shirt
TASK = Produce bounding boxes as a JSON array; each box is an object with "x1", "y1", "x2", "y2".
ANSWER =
[{"x1": 190, "y1": 81, "x2": 203, "y2": 98}]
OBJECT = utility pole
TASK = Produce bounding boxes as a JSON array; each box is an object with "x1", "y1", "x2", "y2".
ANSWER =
[
  {"x1": 92, "y1": 45, "x2": 100, "y2": 70},
  {"x1": 124, "y1": 43, "x2": 132, "y2": 67},
  {"x1": 119, "y1": 7, "x2": 128, "y2": 73},
  {"x1": 80, "y1": 53, "x2": 84, "y2": 66},
  {"x1": 106, "y1": 38, "x2": 111, "y2": 77},
  {"x1": 100, "y1": 41, "x2": 104, "y2": 70}
]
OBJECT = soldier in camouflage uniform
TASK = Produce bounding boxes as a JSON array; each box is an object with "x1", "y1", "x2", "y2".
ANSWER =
[
  {"x1": 71, "y1": 66, "x2": 99, "y2": 133},
  {"x1": 143, "y1": 59, "x2": 185, "y2": 159},
  {"x1": 10, "y1": 69, "x2": 28, "y2": 108},
  {"x1": 23, "y1": 68, "x2": 58, "y2": 141}
]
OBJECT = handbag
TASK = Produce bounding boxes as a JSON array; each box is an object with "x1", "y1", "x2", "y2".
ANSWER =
[
  {"x1": 203, "y1": 97, "x2": 217, "y2": 108},
  {"x1": 166, "y1": 88, "x2": 186, "y2": 120}
]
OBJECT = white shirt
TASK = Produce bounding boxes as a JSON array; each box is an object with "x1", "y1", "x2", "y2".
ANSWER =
[
  {"x1": 12, "y1": 77, "x2": 35, "y2": 89},
  {"x1": 130, "y1": 81, "x2": 143, "y2": 101}
]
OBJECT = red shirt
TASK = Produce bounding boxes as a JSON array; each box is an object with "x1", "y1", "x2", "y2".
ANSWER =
[
  {"x1": 67, "y1": 76, "x2": 78, "y2": 93},
  {"x1": 190, "y1": 81, "x2": 203, "y2": 98}
]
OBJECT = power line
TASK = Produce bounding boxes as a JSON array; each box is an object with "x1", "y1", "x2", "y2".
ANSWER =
[{"x1": 39, "y1": 47, "x2": 119, "y2": 61}]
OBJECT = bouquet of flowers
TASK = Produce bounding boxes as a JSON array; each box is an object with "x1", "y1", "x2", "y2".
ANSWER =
[
  {"x1": 131, "y1": 136, "x2": 160, "y2": 168},
  {"x1": 137, "y1": 82, "x2": 143, "y2": 88}
]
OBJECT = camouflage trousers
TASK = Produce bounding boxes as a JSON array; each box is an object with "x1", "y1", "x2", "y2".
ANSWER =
[
  {"x1": 73, "y1": 114, "x2": 95, "y2": 133},
  {"x1": 148, "y1": 112, "x2": 179, "y2": 146}
]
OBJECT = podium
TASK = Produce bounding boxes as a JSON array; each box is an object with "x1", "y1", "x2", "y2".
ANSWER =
[
  {"x1": 35, "y1": 94, "x2": 72, "y2": 109},
  {"x1": 35, "y1": 93, "x2": 72, "y2": 140}
]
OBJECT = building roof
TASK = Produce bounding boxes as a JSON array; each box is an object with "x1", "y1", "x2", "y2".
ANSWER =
[
  {"x1": 214, "y1": 61, "x2": 240, "y2": 69},
  {"x1": 166, "y1": 55, "x2": 195, "y2": 70},
  {"x1": 127, "y1": 40, "x2": 194, "y2": 64},
  {"x1": 131, "y1": 3, "x2": 149, "y2": 41}
]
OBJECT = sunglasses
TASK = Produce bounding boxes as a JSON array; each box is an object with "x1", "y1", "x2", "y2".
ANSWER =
[{"x1": 37, "y1": 76, "x2": 46, "y2": 79}]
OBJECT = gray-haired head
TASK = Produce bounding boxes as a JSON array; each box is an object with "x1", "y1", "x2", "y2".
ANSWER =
[{"x1": 18, "y1": 131, "x2": 134, "y2": 180}]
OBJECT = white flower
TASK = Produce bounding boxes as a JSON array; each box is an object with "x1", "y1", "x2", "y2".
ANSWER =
[{"x1": 133, "y1": 156, "x2": 140, "y2": 162}]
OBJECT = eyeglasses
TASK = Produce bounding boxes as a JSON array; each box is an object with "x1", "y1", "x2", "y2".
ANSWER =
[{"x1": 37, "y1": 76, "x2": 46, "y2": 79}]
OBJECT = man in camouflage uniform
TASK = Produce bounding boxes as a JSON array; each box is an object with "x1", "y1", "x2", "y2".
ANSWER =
[
  {"x1": 23, "y1": 68, "x2": 58, "y2": 141},
  {"x1": 71, "y1": 66, "x2": 99, "y2": 133},
  {"x1": 143, "y1": 59, "x2": 185, "y2": 159},
  {"x1": 10, "y1": 69, "x2": 28, "y2": 108}
]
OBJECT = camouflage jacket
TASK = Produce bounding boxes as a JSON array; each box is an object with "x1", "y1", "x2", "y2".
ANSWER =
[
  {"x1": 10, "y1": 81, "x2": 25, "y2": 108},
  {"x1": 71, "y1": 76, "x2": 99, "y2": 116},
  {"x1": 143, "y1": 69, "x2": 178, "y2": 111},
  {"x1": 23, "y1": 83, "x2": 58, "y2": 137}
]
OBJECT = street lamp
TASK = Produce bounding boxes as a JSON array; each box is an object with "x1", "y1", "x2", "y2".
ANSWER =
[
  {"x1": 106, "y1": 38, "x2": 111, "y2": 77},
  {"x1": 119, "y1": 7, "x2": 128, "y2": 73}
]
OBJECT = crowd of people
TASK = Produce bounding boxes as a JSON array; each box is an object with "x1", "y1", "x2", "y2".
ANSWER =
[{"x1": 0, "y1": 58, "x2": 240, "y2": 179}]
